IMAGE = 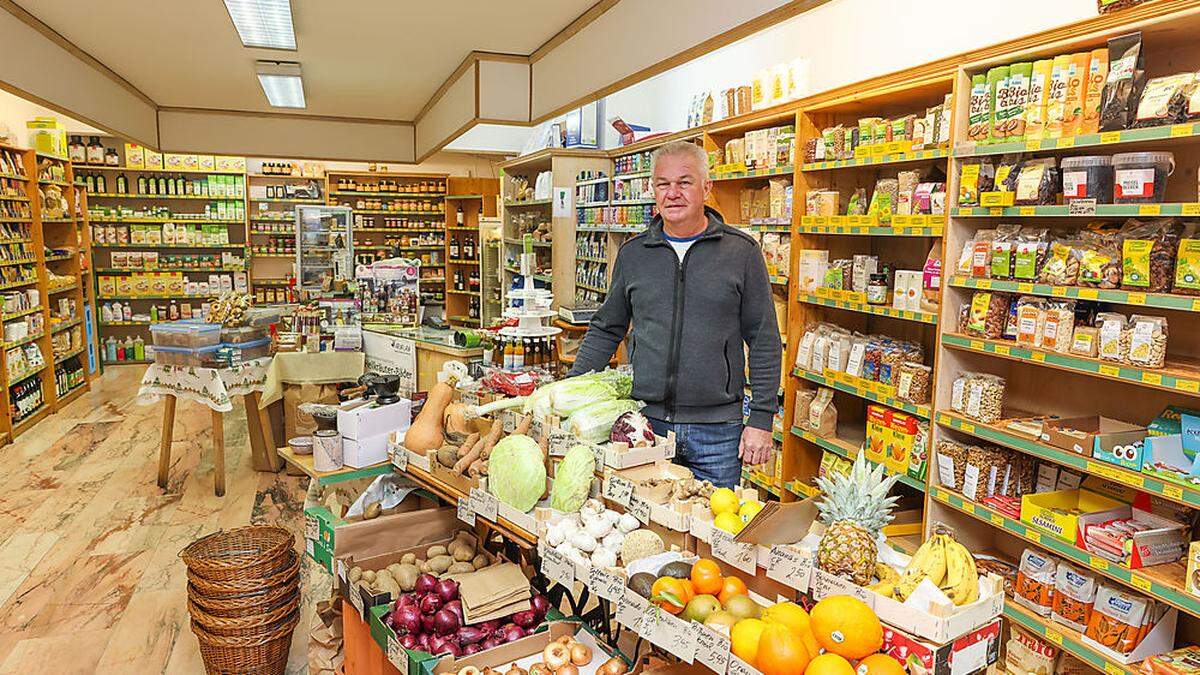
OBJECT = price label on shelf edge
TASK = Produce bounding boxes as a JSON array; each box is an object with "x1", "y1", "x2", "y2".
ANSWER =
[
  {"x1": 541, "y1": 546, "x2": 575, "y2": 588},
  {"x1": 766, "y1": 545, "x2": 812, "y2": 591},
  {"x1": 711, "y1": 528, "x2": 756, "y2": 574},
  {"x1": 456, "y1": 496, "x2": 476, "y2": 526},
  {"x1": 390, "y1": 446, "x2": 408, "y2": 471},
  {"x1": 469, "y1": 487, "x2": 499, "y2": 521},
  {"x1": 692, "y1": 622, "x2": 731, "y2": 675},
  {"x1": 616, "y1": 589, "x2": 649, "y2": 632},
  {"x1": 587, "y1": 565, "x2": 625, "y2": 602}
]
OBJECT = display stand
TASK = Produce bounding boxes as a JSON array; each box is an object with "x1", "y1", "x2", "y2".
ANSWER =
[{"x1": 500, "y1": 237, "x2": 561, "y2": 343}]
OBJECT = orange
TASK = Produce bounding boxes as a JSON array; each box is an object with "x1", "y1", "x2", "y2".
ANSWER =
[
  {"x1": 810, "y1": 596, "x2": 883, "y2": 660},
  {"x1": 805, "y1": 653, "x2": 856, "y2": 675},
  {"x1": 762, "y1": 602, "x2": 820, "y2": 658},
  {"x1": 691, "y1": 559, "x2": 725, "y2": 595},
  {"x1": 855, "y1": 653, "x2": 905, "y2": 675},
  {"x1": 755, "y1": 621, "x2": 811, "y2": 675},
  {"x1": 718, "y1": 575, "x2": 749, "y2": 605},
  {"x1": 650, "y1": 577, "x2": 690, "y2": 614},
  {"x1": 730, "y1": 618, "x2": 766, "y2": 665}
]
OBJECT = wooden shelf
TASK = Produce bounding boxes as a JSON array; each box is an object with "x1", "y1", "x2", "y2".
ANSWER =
[
  {"x1": 1002, "y1": 602, "x2": 1136, "y2": 675},
  {"x1": 798, "y1": 215, "x2": 944, "y2": 236},
  {"x1": 951, "y1": 203, "x2": 1200, "y2": 218},
  {"x1": 88, "y1": 193, "x2": 239, "y2": 201},
  {"x1": 955, "y1": 121, "x2": 1200, "y2": 158},
  {"x1": 796, "y1": 292, "x2": 938, "y2": 324},
  {"x1": 81, "y1": 165, "x2": 243, "y2": 176},
  {"x1": 276, "y1": 446, "x2": 392, "y2": 486},
  {"x1": 793, "y1": 366, "x2": 930, "y2": 419},
  {"x1": 711, "y1": 165, "x2": 794, "y2": 181},
  {"x1": 948, "y1": 275, "x2": 1200, "y2": 313},
  {"x1": 741, "y1": 467, "x2": 780, "y2": 496},
  {"x1": 790, "y1": 425, "x2": 925, "y2": 491},
  {"x1": 801, "y1": 148, "x2": 948, "y2": 171}
]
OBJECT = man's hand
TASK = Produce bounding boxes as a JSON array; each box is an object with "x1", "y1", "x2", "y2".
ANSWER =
[{"x1": 738, "y1": 426, "x2": 773, "y2": 467}]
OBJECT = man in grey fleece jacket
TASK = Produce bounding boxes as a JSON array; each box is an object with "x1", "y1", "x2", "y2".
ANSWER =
[{"x1": 568, "y1": 141, "x2": 781, "y2": 487}]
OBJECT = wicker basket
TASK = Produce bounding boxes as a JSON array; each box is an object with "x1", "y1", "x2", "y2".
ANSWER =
[
  {"x1": 181, "y1": 526, "x2": 294, "y2": 582},
  {"x1": 191, "y1": 614, "x2": 299, "y2": 675},
  {"x1": 187, "y1": 550, "x2": 299, "y2": 597},
  {"x1": 188, "y1": 589, "x2": 297, "y2": 621},
  {"x1": 189, "y1": 600, "x2": 300, "y2": 638},
  {"x1": 188, "y1": 580, "x2": 298, "y2": 617}
]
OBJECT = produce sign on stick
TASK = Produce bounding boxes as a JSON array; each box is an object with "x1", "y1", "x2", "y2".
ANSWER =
[
  {"x1": 628, "y1": 495, "x2": 652, "y2": 525},
  {"x1": 386, "y1": 635, "x2": 409, "y2": 672},
  {"x1": 766, "y1": 545, "x2": 812, "y2": 592},
  {"x1": 457, "y1": 497, "x2": 476, "y2": 526},
  {"x1": 692, "y1": 622, "x2": 731, "y2": 674},
  {"x1": 603, "y1": 474, "x2": 633, "y2": 507},
  {"x1": 711, "y1": 529, "x2": 756, "y2": 574},
  {"x1": 587, "y1": 565, "x2": 624, "y2": 602},
  {"x1": 548, "y1": 428, "x2": 576, "y2": 457},
  {"x1": 469, "y1": 487, "x2": 498, "y2": 521}
]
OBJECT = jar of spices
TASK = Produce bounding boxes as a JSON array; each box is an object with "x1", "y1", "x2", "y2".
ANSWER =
[{"x1": 867, "y1": 273, "x2": 889, "y2": 304}]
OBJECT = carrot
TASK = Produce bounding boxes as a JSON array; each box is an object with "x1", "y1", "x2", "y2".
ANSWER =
[
  {"x1": 467, "y1": 458, "x2": 486, "y2": 479},
  {"x1": 515, "y1": 413, "x2": 533, "y2": 435},
  {"x1": 454, "y1": 434, "x2": 487, "y2": 474},
  {"x1": 455, "y1": 432, "x2": 480, "y2": 459},
  {"x1": 480, "y1": 419, "x2": 503, "y2": 460}
]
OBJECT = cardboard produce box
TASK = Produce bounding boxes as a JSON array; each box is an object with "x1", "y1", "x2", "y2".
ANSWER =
[
  {"x1": 1019, "y1": 489, "x2": 1125, "y2": 544},
  {"x1": 303, "y1": 479, "x2": 438, "y2": 571},
  {"x1": 1041, "y1": 416, "x2": 1146, "y2": 466},
  {"x1": 881, "y1": 616, "x2": 1002, "y2": 674},
  {"x1": 430, "y1": 622, "x2": 613, "y2": 675}
]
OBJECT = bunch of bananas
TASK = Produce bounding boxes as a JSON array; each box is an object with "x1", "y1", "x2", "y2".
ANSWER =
[{"x1": 867, "y1": 532, "x2": 979, "y2": 606}]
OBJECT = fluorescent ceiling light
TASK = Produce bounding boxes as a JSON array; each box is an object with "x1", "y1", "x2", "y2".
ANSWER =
[
  {"x1": 224, "y1": 0, "x2": 296, "y2": 50},
  {"x1": 256, "y1": 61, "x2": 305, "y2": 108}
]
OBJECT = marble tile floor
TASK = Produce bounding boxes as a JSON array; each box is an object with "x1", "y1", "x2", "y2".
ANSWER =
[{"x1": 0, "y1": 365, "x2": 322, "y2": 673}]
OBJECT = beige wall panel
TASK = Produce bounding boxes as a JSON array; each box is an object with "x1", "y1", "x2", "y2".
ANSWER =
[
  {"x1": 530, "y1": 0, "x2": 791, "y2": 120},
  {"x1": 0, "y1": 10, "x2": 156, "y2": 145},
  {"x1": 415, "y1": 63, "x2": 477, "y2": 160},
  {"x1": 478, "y1": 60, "x2": 530, "y2": 122},
  {"x1": 157, "y1": 109, "x2": 416, "y2": 162}
]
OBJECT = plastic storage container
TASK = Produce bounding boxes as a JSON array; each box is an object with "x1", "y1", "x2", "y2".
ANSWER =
[
  {"x1": 244, "y1": 307, "x2": 283, "y2": 328},
  {"x1": 153, "y1": 343, "x2": 222, "y2": 367},
  {"x1": 219, "y1": 337, "x2": 272, "y2": 366},
  {"x1": 150, "y1": 321, "x2": 221, "y2": 348},
  {"x1": 1060, "y1": 155, "x2": 1113, "y2": 202},
  {"x1": 219, "y1": 325, "x2": 269, "y2": 344},
  {"x1": 1112, "y1": 152, "x2": 1174, "y2": 203}
]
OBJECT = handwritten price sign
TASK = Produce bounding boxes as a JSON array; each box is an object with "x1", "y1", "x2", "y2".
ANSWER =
[
  {"x1": 587, "y1": 566, "x2": 624, "y2": 602},
  {"x1": 603, "y1": 474, "x2": 634, "y2": 507},
  {"x1": 469, "y1": 488, "x2": 498, "y2": 521},
  {"x1": 711, "y1": 529, "x2": 756, "y2": 574},
  {"x1": 766, "y1": 545, "x2": 812, "y2": 591},
  {"x1": 692, "y1": 622, "x2": 731, "y2": 674},
  {"x1": 540, "y1": 547, "x2": 575, "y2": 588}
]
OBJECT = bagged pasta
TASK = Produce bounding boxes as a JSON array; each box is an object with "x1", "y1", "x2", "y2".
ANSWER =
[{"x1": 1096, "y1": 312, "x2": 1129, "y2": 363}]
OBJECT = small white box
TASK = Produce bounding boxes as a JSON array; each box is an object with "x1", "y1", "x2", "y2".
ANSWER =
[
  {"x1": 342, "y1": 433, "x2": 391, "y2": 468},
  {"x1": 337, "y1": 398, "x2": 412, "y2": 441}
]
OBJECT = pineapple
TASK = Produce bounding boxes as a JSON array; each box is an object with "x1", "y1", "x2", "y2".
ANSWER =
[{"x1": 814, "y1": 456, "x2": 902, "y2": 586}]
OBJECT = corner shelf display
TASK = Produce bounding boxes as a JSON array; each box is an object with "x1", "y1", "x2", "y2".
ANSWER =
[
  {"x1": 444, "y1": 178, "x2": 499, "y2": 327},
  {"x1": 295, "y1": 205, "x2": 354, "y2": 303},
  {"x1": 78, "y1": 139, "x2": 248, "y2": 364},
  {"x1": 574, "y1": 168, "x2": 610, "y2": 306},
  {"x1": 325, "y1": 171, "x2": 447, "y2": 307},
  {"x1": 926, "y1": 15, "x2": 1200, "y2": 670},
  {"x1": 247, "y1": 167, "x2": 323, "y2": 307}
]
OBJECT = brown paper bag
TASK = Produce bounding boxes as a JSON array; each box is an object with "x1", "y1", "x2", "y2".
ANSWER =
[{"x1": 284, "y1": 382, "x2": 341, "y2": 440}]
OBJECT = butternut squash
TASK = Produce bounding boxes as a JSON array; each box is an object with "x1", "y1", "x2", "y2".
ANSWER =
[
  {"x1": 443, "y1": 402, "x2": 471, "y2": 436},
  {"x1": 403, "y1": 379, "x2": 454, "y2": 453}
]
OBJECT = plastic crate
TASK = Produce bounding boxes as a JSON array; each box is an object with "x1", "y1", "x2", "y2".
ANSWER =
[
  {"x1": 150, "y1": 321, "x2": 221, "y2": 348},
  {"x1": 153, "y1": 343, "x2": 223, "y2": 366}
]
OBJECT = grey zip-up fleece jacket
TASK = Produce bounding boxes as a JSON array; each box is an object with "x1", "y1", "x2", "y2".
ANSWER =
[{"x1": 568, "y1": 207, "x2": 781, "y2": 430}]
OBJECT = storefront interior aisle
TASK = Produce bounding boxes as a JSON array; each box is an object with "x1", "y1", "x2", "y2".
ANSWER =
[{"x1": 0, "y1": 364, "x2": 311, "y2": 673}]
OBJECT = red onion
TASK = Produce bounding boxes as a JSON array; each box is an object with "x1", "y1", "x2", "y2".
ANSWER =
[
  {"x1": 421, "y1": 613, "x2": 438, "y2": 634},
  {"x1": 511, "y1": 610, "x2": 538, "y2": 629},
  {"x1": 400, "y1": 634, "x2": 419, "y2": 650},
  {"x1": 456, "y1": 625, "x2": 486, "y2": 645},
  {"x1": 443, "y1": 642, "x2": 462, "y2": 658},
  {"x1": 464, "y1": 643, "x2": 482, "y2": 655},
  {"x1": 435, "y1": 578, "x2": 460, "y2": 602},
  {"x1": 481, "y1": 636, "x2": 502, "y2": 650},
  {"x1": 398, "y1": 593, "x2": 419, "y2": 609},
  {"x1": 480, "y1": 619, "x2": 502, "y2": 634},
  {"x1": 414, "y1": 573, "x2": 437, "y2": 595},
  {"x1": 390, "y1": 605, "x2": 423, "y2": 635},
  {"x1": 499, "y1": 624, "x2": 526, "y2": 642},
  {"x1": 433, "y1": 608, "x2": 461, "y2": 636},
  {"x1": 529, "y1": 594, "x2": 550, "y2": 619},
  {"x1": 427, "y1": 635, "x2": 451, "y2": 655},
  {"x1": 415, "y1": 633, "x2": 430, "y2": 651},
  {"x1": 420, "y1": 593, "x2": 444, "y2": 616},
  {"x1": 444, "y1": 599, "x2": 464, "y2": 623}
]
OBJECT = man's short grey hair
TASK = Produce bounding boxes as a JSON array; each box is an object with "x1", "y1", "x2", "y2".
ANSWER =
[{"x1": 650, "y1": 141, "x2": 710, "y2": 181}]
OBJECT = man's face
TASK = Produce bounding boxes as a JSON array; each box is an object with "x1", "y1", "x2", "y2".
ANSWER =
[{"x1": 652, "y1": 153, "x2": 712, "y2": 226}]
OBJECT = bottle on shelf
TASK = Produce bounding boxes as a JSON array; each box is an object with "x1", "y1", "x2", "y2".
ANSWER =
[
  {"x1": 122, "y1": 303, "x2": 132, "y2": 322},
  {"x1": 67, "y1": 136, "x2": 85, "y2": 163},
  {"x1": 95, "y1": 173, "x2": 106, "y2": 194},
  {"x1": 86, "y1": 136, "x2": 104, "y2": 165},
  {"x1": 116, "y1": 174, "x2": 127, "y2": 195},
  {"x1": 105, "y1": 336, "x2": 117, "y2": 362},
  {"x1": 133, "y1": 335, "x2": 145, "y2": 360}
]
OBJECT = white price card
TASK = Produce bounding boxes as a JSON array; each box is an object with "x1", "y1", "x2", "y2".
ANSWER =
[
  {"x1": 461, "y1": 391, "x2": 480, "y2": 407},
  {"x1": 711, "y1": 529, "x2": 756, "y2": 574},
  {"x1": 658, "y1": 613, "x2": 699, "y2": 663},
  {"x1": 530, "y1": 416, "x2": 545, "y2": 440},
  {"x1": 766, "y1": 545, "x2": 812, "y2": 592},
  {"x1": 390, "y1": 446, "x2": 408, "y2": 472},
  {"x1": 386, "y1": 635, "x2": 409, "y2": 672},
  {"x1": 349, "y1": 585, "x2": 365, "y2": 614},
  {"x1": 692, "y1": 622, "x2": 731, "y2": 674},
  {"x1": 502, "y1": 411, "x2": 518, "y2": 434},
  {"x1": 590, "y1": 444, "x2": 606, "y2": 473},
  {"x1": 603, "y1": 474, "x2": 634, "y2": 507},
  {"x1": 727, "y1": 655, "x2": 763, "y2": 675},
  {"x1": 616, "y1": 589, "x2": 649, "y2": 631},
  {"x1": 541, "y1": 547, "x2": 575, "y2": 588},
  {"x1": 306, "y1": 539, "x2": 314, "y2": 557},
  {"x1": 587, "y1": 566, "x2": 625, "y2": 602},
  {"x1": 810, "y1": 568, "x2": 874, "y2": 607},
  {"x1": 336, "y1": 559, "x2": 347, "y2": 584},
  {"x1": 548, "y1": 428, "x2": 576, "y2": 457},
  {"x1": 304, "y1": 513, "x2": 319, "y2": 541},
  {"x1": 1068, "y1": 199, "x2": 1097, "y2": 216},
  {"x1": 457, "y1": 496, "x2": 476, "y2": 526},
  {"x1": 628, "y1": 495, "x2": 652, "y2": 525},
  {"x1": 469, "y1": 487, "x2": 499, "y2": 521}
]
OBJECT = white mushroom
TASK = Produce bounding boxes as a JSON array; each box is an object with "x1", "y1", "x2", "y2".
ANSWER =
[
  {"x1": 584, "y1": 517, "x2": 613, "y2": 539},
  {"x1": 569, "y1": 530, "x2": 598, "y2": 553},
  {"x1": 602, "y1": 530, "x2": 625, "y2": 552},
  {"x1": 617, "y1": 512, "x2": 640, "y2": 533},
  {"x1": 590, "y1": 547, "x2": 618, "y2": 568}
]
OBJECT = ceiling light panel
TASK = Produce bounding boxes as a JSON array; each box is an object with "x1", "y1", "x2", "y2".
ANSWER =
[
  {"x1": 257, "y1": 73, "x2": 305, "y2": 108},
  {"x1": 224, "y1": 0, "x2": 296, "y2": 50}
]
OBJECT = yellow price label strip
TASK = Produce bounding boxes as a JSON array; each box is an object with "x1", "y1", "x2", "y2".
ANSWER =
[
  {"x1": 1025, "y1": 140, "x2": 1041, "y2": 152},
  {"x1": 1099, "y1": 364, "x2": 1120, "y2": 377},
  {"x1": 1171, "y1": 124, "x2": 1194, "y2": 138},
  {"x1": 1184, "y1": 203, "x2": 1200, "y2": 217},
  {"x1": 961, "y1": 422, "x2": 976, "y2": 434},
  {"x1": 1044, "y1": 629, "x2": 1063, "y2": 646},
  {"x1": 1090, "y1": 556, "x2": 1110, "y2": 571},
  {"x1": 1132, "y1": 575, "x2": 1152, "y2": 592},
  {"x1": 1176, "y1": 379, "x2": 1200, "y2": 393},
  {"x1": 1032, "y1": 352, "x2": 1046, "y2": 362},
  {"x1": 996, "y1": 345, "x2": 1011, "y2": 356},
  {"x1": 963, "y1": 502, "x2": 976, "y2": 514},
  {"x1": 1139, "y1": 204, "x2": 1162, "y2": 216},
  {"x1": 1019, "y1": 206, "x2": 1036, "y2": 216},
  {"x1": 969, "y1": 340, "x2": 984, "y2": 350},
  {"x1": 1027, "y1": 530, "x2": 1041, "y2": 543},
  {"x1": 1077, "y1": 288, "x2": 1099, "y2": 300},
  {"x1": 1056, "y1": 137, "x2": 1076, "y2": 148},
  {"x1": 1105, "y1": 662, "x2": 1125, "y2": 675},
  {"x1": 1142, "y1": 372, "x2": 1162, "y2": 386},
  {"x1": 1163, "y1": 484, "x2": 1184, "y2": 501},
  {"x1": 1100, "y1": 131, "x2": 1122, "y2": 144},
  {"x1": 1126, "y1": 292, "x2": 1146, "y2": 305},
  {"x1": 990, "y1": 514, "x2": 1004, "y2": 526}
]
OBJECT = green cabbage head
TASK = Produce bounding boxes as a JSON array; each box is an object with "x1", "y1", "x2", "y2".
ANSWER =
[
  {"x1": 565, "y1": 399, "x2": 643, "y2": 444},
  {"x1": 549, "y1": 444, "x2": 597, "y2": 512},
  {"x1": 488, "y1": 434, "x2": 546, "y2": 512}
]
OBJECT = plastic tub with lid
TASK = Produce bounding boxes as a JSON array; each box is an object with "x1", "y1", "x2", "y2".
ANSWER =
[
  {"x1": 150, "y1": 321, "x2": 221, "y2": 348},
  {"x1": 219, "y1": 324, "x2": 269, "y2": 344},
  {"x1": 244, "y1": 307, "x2": 284, "y2": 328},
  {"x1": 219, "y1": 337, "x2": 272, "y2": 367},
  {"x1": 1112, "y1": 151, "x2": 1174, "y2": 204},
  {"x1": 153, "y1": 343, "x2": 223, "y2": 367},
  {"x1": 1060, "y1": 155, "x2": 1113, "y2": 203}
]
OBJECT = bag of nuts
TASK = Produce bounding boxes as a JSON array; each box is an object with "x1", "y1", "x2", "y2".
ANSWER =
[
  {"x1": 1119, "y1": 218, "x2": 1181, "y2": 293},
  {"x1": 965, "y1": 291, "x2": 1011, "y2": 339},
  {"x1": 936, "y1": 440, "x2": 970, "y2": 493},
  {"x1": 954, "y1": 372, "x2": 1006, "y2": 424},
  {"x1": 1127, "y1": 314, "x2": 1168, "y2": 368},
  {"x1": 895, "y1": 362, "x2": 932, "y2": 405},
  {"x1": 1097, "y1": 312, "x2": 1130, "y2": 363},
  {"x1": 1039, "y1": 239, "x2": 1083, "y2": 285}
]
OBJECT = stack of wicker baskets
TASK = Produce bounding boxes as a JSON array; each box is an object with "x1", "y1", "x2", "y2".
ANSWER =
[{"x1": 182, "y1": 525, "x2": 301, "y2": 674}]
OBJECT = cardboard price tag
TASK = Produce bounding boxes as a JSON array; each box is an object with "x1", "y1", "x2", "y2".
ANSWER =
[
  {"x1": 502, "y1": 411, "x2": 518, "y2": 434},
  {"x1": 648, "y1": 612, "x2": 698, "y2": 663},
  {"x1": 349, "y1": 585, "x2": 365, "y2": 614},
  {"x1": 590, "y1": 444, "x2": 606, "y2": 473},
  {"x1": 628, "y1": 495, "x2": 652, "y2": 525},
  {"x1": 766, "y1": 545, "x2": 812, "y2": 591},
  {"x1": 461, "y1": 391, "x2": 480, "y2": 407},
  {"x1": 727, "y1": 655, "x2": 763, "y2": 675},
  {"x1": 692, "y1": 623, "x2": 731, "y2": 674},
  {"x1": 541, "y1": 547, "x2": 575, "y2": 588},
  {"x1": 530, "y1": 416, "x2": 546, "y2": 440},
  {"x1": 603, "y1": 475, "x2": 634, "y2": 507},
  {"x1": 336, "y1": 559, "x2": 348, "y2": 584},
  {"x1": 391, "y1": 447, "x2": 408, "y2": 471},
  {"x1": 304, "y1": 514, "x2": 319, "y2": 541},
  {"x1": 810, "y1": 568, "x2": 873, "y2": 607},
  {"x1": 587, "y1": 566, "x2": 625, "y2": 602},
  {"x1": 548, "y1": 429, "x2": 576, "y2": 458},
  {"x1": 616, "y1": 589, "x2": 649, "y2": 630},
  {"x1": 457, "y1": 497, "x2": 476, "y2": 526},
  {"x1": 711, "y1": 529, "x2": 756, "y2": 574},
  {"x1": 386, "y1": 635, "x2": 409, "y2": 672},
  {"x1": 470, "y1": 488, "x2": 499, "y2": 521}
]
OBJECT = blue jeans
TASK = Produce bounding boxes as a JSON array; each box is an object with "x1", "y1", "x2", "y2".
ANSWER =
[{"x1": 647, "y1": 417, "x2": 743, "y2": 488}]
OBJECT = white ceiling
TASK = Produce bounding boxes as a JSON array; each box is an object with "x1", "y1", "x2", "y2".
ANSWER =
[{"x1": 15, "y1": 0, "x2": 596, "y2": 119}]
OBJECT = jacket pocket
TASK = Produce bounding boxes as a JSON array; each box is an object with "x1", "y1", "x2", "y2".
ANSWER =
[{"x1": 723, "y1": 340, "x2": 732, "y2": 397}]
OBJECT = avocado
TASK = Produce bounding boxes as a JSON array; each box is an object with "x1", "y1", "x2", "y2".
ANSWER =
[
  {"x1": 656, "y1": 560, "x2": 694, "y2": 579},
  {"x1": 628, "y1": 572, "x2": 656, "y2": 598}
]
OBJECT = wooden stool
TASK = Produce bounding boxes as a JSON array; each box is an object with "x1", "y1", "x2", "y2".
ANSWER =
[{"x1": 156, "y1": 391, "x2": 279, "y2": 497}]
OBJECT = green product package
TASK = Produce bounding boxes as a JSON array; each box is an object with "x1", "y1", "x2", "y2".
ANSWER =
[
  {"x1": 1176, "y1": 239, "x2": 1200, "y2": 291},
  {"x1": 1122, "y1": 239, "x2": 1153, "y2": 287},
  {"x1": 1001, "y1": 62, "x2": 1034, "y2": 142},
  {"x1": 968, "y1": 75, "x2": 990, "y2": 142},
  {"x1": 986, "y1": 66, "x2": 1010, "y2": 144},
  {"x1": 1014, "y1": 245, "x2": 1039, "y2": 279}
]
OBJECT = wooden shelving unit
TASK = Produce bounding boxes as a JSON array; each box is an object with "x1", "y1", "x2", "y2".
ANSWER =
[
  {"x1": 443, "y1": 177, "x2": 499, "y2": 328},
  {"x1": 245, "y1": 169, "x2": 323, "y2": 308},
  {"x1": 325, "y1": 170, "x2": 447, "y2": 308},
  {"x1": 77, "y1": 139, "x2": 248, "y2": 365}
]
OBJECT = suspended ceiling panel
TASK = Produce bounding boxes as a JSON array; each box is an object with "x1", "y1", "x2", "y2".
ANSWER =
[{"x1": 14, "y1": 0, "x2": 594, "y2": 119}]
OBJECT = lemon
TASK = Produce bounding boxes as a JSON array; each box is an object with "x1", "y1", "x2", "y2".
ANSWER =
[
  {"x1": 710, "y1": 488, "x2": 740, "y2": 515},
  {"x1": 739, "y1": 500, "x2": 764, "y2": 523},
  {"x1": 715, "y1": 511, "x2": 744, "y2": 534}
]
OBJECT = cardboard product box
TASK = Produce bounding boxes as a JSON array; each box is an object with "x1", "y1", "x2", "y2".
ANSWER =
[
  {"x1": 143, "y1": 148, "x2": 163, "y2": 169},
  {"x1": 1042, "y1": 416, "x2": 1146, "y2": 462},
  {"x1": 884, "y1": 410, "x2": 921, "y2": 477},
  {"x1": 338, "y1": 398, "x2": 413, "y2": 441},
  {"x1": 880, "y1": 617, "x2": 1002, "y2": 675},
  {"x1": 1186, "y1": 541, "x2": 1200, "y2": 597},
  {"x1": 864, "y1": 405, "x2": 890, "y2": 464},
  {"x1": 198, "y1": 155, "x2": 216, "y2": 171},
  {"x1": 123, "y1": 143, "x2": 144, "y2": 168},
  {"x1": 604, "y1": 432, "x2": 676, "y2": 469},
  {"x1": 343, "y1": 433, "x2": 392, "y2": 469},
  {"x1": 1079, "y1": 605, "x2": 1178, "y2": 666},
  {"x1": 1142, "y1": 434, "x2": 1200, "y2": 488},
  {"x1": 304, "y1": 486, "x2": 441, "y2": 573},
  {"x1": 183, "y1": 154, "x2": 200, "y2": 170},
  {"x1": 215, "y1": 155, "x2": 246, "y2": 171},
  {"x1": 1019, "y1": 489, "x2": 1125, "y2": 544},
  {"x1": 1078, "y1": 505, "x2": 1188, "y2": 569},
  {"x1": 164, "y1": 153, "x2": 187, "y2": 170}
]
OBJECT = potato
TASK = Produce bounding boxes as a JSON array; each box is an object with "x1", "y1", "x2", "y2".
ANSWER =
[
  {"x1": 471, "y1": 553, "x2": 490, "y2": 570},
  {"x1": 364, "y1": 502, "x2": 382, "y2": 520},
  {"x1": 376, "y1": 569, "x2": 394, "y2": 585},
  {"x1": 377, "y1": 576, "x2": 401, "y2": 599},
  {"x1": 426, "y1": 545, "x2": 448, "y2": 559},
  {"x1": 395, "y1": 563, "x2": 420, "y2": 591},
  {"x1": 387, "y1": 563, "x2": 403, "y2": 578},
  {"x1": 419, "y1": 560, "x2": 430, "y2": 573},
  {"x1": 400, "y1": 553, "x2": 417, "y2": 565},
  {"x1": 447, "y1": 562, "x2": 475, "y2": 574},
  {"x1": 349, "y1": 566, "x2": 363, "y2": 583},
  {"x1": 449, "y1": 541, "x2": 475, "y2": 562},
  {"x1": 428, "y1": 555, "x2": 454, "y2": 574},
  {"x1": 437, "y1": 446, "x2": 458, "y2": 468},
  {"x1": 362, "y1": 570, "x2": 377, "y2": 584}
]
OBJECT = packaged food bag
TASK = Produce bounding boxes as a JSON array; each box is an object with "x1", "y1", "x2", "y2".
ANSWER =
[
  {"x1": 1015, "y1": 548, "x2": 1058, "y2": 616},
  {"x1": 1025, "y1": 60, "x2": 1055, "y2": 141}
]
